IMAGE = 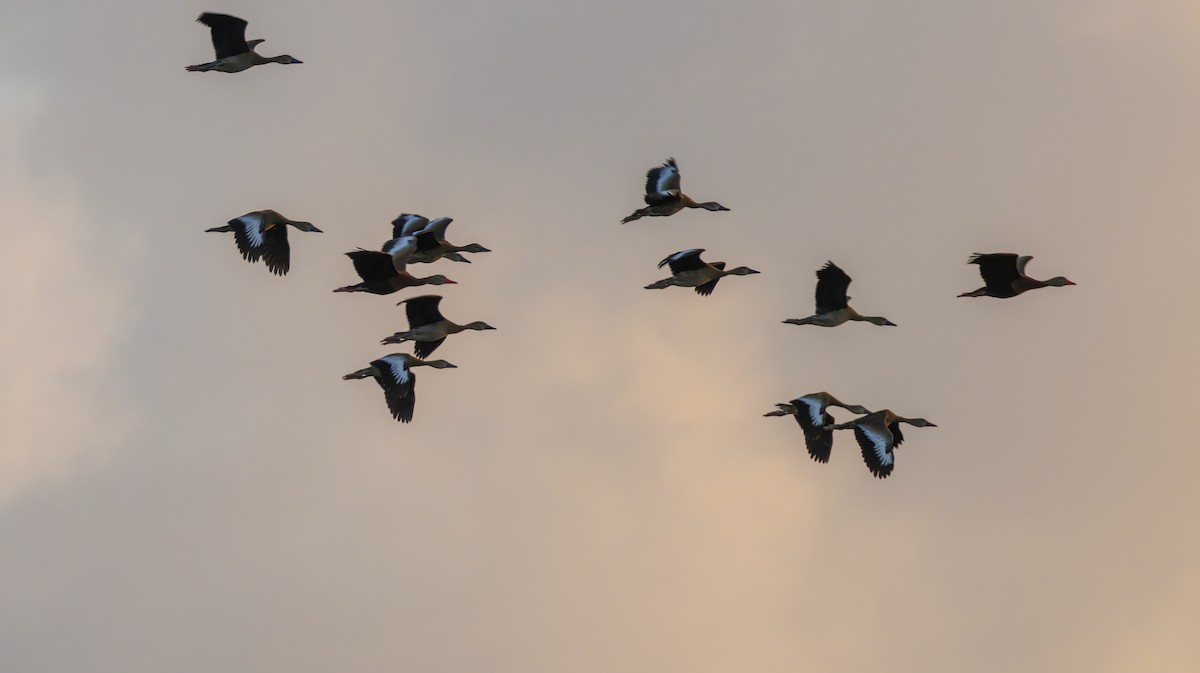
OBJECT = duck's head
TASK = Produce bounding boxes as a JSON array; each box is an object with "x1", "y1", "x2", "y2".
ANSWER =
[
  {"x1": 727, "y1": 266, "x2": 760, "y2": 276},
  {"x1": 1046, "y1": 276, "x2": 1076, "y2": 287},
  {"x1": 424, "y1": 276, "x2": 457, "y2": 285}
]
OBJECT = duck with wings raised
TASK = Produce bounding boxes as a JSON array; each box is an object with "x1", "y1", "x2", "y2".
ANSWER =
[
  {"x1": 958, "y1": 253, "x2": 1076, "y2": 298},
  {"x1": 783, "y1": 261, "x2": 896, "y2": 327},
  {"x1": 186, "y1": 13, "x2": 302, "y2": 73},
  {"x1": 381, "y1": 295, "x2": 496, "y2": 357},
  {"x1": 621, "y1": 158, "x2": 730, "y2": 224}
]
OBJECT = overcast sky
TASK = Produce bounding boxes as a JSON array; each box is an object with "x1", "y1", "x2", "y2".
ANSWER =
[{"x1": 3, "y1": 1, "x2": 1200, "y2": 671}]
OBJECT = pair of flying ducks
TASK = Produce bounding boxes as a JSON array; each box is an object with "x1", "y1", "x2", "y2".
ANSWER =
[{"x1": 765, "y1": 394, "x2": 937, "y2": 479}]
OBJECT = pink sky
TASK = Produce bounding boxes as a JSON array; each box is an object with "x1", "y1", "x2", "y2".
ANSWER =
[{"x1": 2, "y1": 1, "x2": 1199, "y2": 671}]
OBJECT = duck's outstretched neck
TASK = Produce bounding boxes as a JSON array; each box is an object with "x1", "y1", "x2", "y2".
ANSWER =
[
  {"x1": 621, "y1": 208, "x2": 650, "y2": 224},
  {"x1": 862, "y1": 315, "x2": 896, "y2": 326}
]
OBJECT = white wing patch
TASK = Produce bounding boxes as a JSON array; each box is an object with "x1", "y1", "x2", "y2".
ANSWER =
[
  {"x1": 380, "y1": 356, "x2": 412, "y2": 386},
  {"x1": 796, "y1": 396, "x2": 825, "y2": 427},
  {"x1": 237, "y1": 214, "x2": 265, "y2": 248},
  {"x1": 423, "y1": 217, "x2": 453, "y2": 238},
  {"x1": 394, "y1": 214, "x2": 428, "y2": 235},
  {"x1": 860, "y1": 424, "x2": 894, "y2": 467},
  {"x1": 655, "y1": 165, "x2": 681, "y2": 195},
  {"x1": 385, "y1": 236, "x2": 416, "y2": 260},
  {"x1": 671, "y1": 248, "x2": 704, "y2": 262}
]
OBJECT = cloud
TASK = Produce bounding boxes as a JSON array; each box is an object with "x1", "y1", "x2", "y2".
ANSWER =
[{"x1": 4, "y1": 2, "x2": 1200, "y2": 671}]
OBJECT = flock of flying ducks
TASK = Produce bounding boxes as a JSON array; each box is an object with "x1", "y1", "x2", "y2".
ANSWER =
[{"x1": 191, "y1": 12, "x2": 1077, "y2": 478}]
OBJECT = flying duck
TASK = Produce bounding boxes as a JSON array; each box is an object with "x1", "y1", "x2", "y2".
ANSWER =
[
  {"x1": 381, "y1": 295, "x2": 497, "y2": 357},
  {"x1": 621, "y1": 158, "x2": 730, "y2": 224},
  {"x1": 389, "y1": 217, "x2": 490, "y2": 265},
  {"x1": 958, "y1": 253, "x2": 1076, "y2": 298},
  {"x1": 764, "y1": 393, "x2": 872, "y2": 463},
  {"x1": 644, "y1": 249, "x2": 760, "y2": 295},
  {"x1": 825, "y1": 410, "x2": 937, "y2": 479},
  {"x1": 186, "y1": 13, "x2": 302, "y2": 73},
  {"x1": 343, "y1": 353, "x2": 457, "y2": 423},
  {"x1": 783, "y1": 261, "x2": 896, "y2": 327},
  {"x1": 416, "y1": 217, "x2": 491, "y2": 262},
  {"x1": 333, "y1": 250, "x2": 457, "y2": 294},
  {"x1": 205, "y1": 209, "x2": 321, "y2": 275}
]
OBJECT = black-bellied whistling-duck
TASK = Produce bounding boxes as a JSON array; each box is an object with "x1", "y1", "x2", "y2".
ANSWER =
[
  {"x1": 343, "y1": 353, "x2": 457, "y2": 423},
  {"x1": 644, "y1": 249, "x2": 759, "y2": 295},
  {"x1": 826, "y1": 410, "x2": 937, "y2": 479},
  {"x1": 186, "y1": 13, "x2": 302, "y2": 73},
  {"x1": 764, "y1": 393, "x2": 871, "y2": 463},
  {"x1": 958, "y1": 253, "x2": 1076, "y2": 298},
  {"x1": 381, "y1": 295, "x2": 496, "y2": 357},
  {"x1": 784, "y1": 261, "x2": 896, "y2": 327},
  {"x1": 390, "y1": 216, "x2": 490, "y2": 264},
  {"x1": 333, "y1": 250, "x2": 456, "y2": 294},
  {"x1": 205, "y1": 209, "x2": 321, "y2": 276},
  {"x1": 621, "y1": 158, "x2": 729, "y2": 224}
]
